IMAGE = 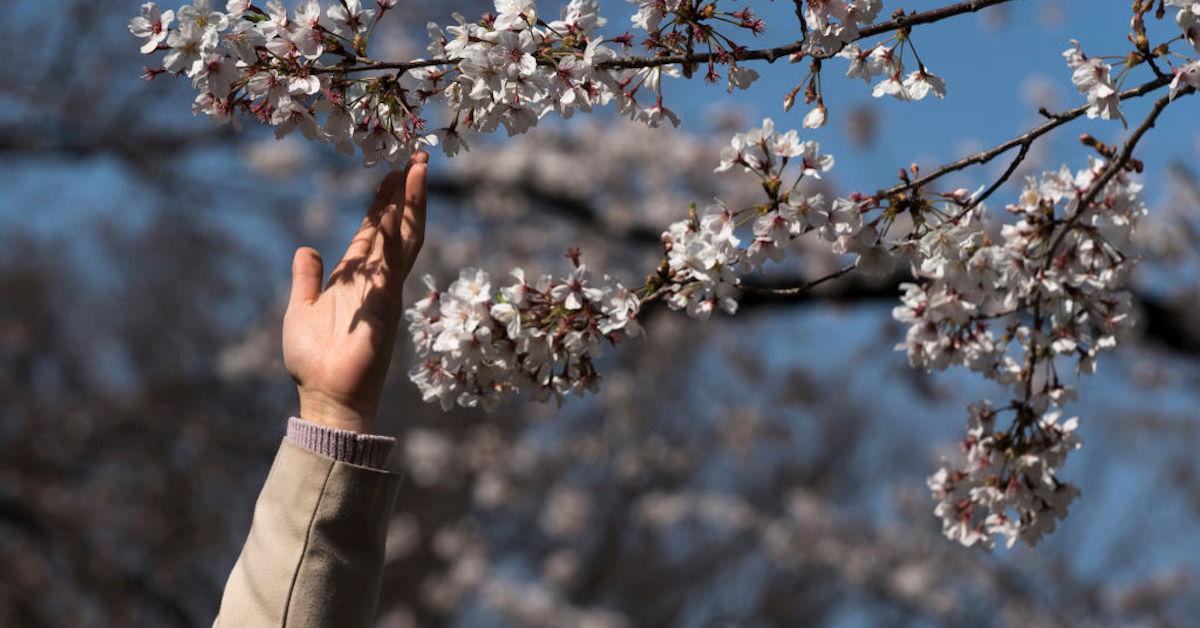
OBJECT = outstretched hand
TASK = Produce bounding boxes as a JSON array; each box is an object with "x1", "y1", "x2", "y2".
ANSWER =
[{"x1": 282, "y1": 153, "x2": 428, "y2": 433}]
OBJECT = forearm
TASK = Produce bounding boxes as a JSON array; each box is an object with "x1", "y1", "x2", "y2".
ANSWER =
[{"x1": 214, "y1": 418, "x2": 399, "y2": 628}]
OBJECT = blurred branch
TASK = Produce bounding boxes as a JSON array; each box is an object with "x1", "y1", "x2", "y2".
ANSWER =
[
  {"x1": 740, "y1": 270, "x2": 1200, "y2": 356},
  {"x1": 0, "y1": 490, "x2": 197, "y2": 627},
  {"x1": 0, "y1": 123, "x2": 240, "y2": 165},
  {"x1": 1169, "y1": 160, "x2": 1200, "y2": 204},
  {"x1": 428, "y1": 176, "x2": 663, "y2": 244}
]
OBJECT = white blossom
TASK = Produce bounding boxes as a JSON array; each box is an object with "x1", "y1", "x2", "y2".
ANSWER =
[
  {"x1": 902, "y1": 67, "x2": 947, "y2": 100},
  {"x1": 129, "y1": 2, "x2": 176, "y2": 54},
  {"x1": 407, "y1": 264, "x2": 642, "y2": 409},
  {"x1": 1063, "y1": 40, "x2": 1124, "y2": 123}
]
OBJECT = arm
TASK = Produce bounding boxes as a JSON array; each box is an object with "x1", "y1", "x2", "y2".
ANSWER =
[{"x1": 215, "y1": 153, "x2": 429, "y2": 627}]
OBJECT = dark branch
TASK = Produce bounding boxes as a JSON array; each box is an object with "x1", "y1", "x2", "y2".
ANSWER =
[
  {"x1": 601, "y1": 0, "x2": 1015, "y2": 68},
  {"x1": 737, "y1": 272, "x2": 1200, "y2": 357},
  {"x1": 879, "y1": 74, "x2": 1174, "y2": 199},
  {"x1": 314, "y1": 0, "x2": 1016, "y2": 73},
  {"x1": 738, "y1": 264, "x2": 856, "y2": 296},
  {"x1": 1046, "y1": 85, "x2": 1194, "y2": 263}
]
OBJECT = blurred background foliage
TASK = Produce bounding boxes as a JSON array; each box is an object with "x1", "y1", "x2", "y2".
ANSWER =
[{"x1": 1, "y1": 1, "x2": 1199, "y2": 626}]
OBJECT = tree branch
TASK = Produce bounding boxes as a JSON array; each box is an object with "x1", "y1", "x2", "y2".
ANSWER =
[
  {"x1": 880, "y1": 74, "x2": 1174, "y2": 200},
  {"x1": 1045, "y1": 85, "x2": 1194, "y2": 263},
  {"x1": 738, "y1": 263, "x2": 856, "y2": 296},
  {"x1": 604, "y1": 0, "x2": 1016, "y2": 68},
  {"x1": 314, "y1": 0, "x2": 1016, "y2": 74},
  {"x1": 737, "y1": 271, "x2": 1200, "y2": 356},
  {"x1": 949, "y1": 137, "x2": 1031, "y2": 221}
]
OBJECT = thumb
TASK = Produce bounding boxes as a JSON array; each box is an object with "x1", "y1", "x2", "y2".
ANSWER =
[{"x1": 289, "y1": 246, "x2": 324, "y2": 306}]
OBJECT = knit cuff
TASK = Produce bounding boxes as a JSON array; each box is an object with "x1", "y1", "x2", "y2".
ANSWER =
[{"x1": 285, "y1": 417, "x2": 396, "y2": 470}]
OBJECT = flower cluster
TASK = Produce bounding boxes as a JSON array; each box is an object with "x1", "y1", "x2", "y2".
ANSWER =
[
  {"x1": 131, "y1": 1, "x2": 976, "y2": 162},
  {"x1": 134, "y1": 0, "x2": 772, "y2": 166},
  {"x1": 422, "y1": 0, "x2": 688, "y2": 142},
  {"x1": 623, "y1": 0, "x2": 768, "y2": 91},
  {"x1": 926, "y1": 403, "x2": 1082, "y2": 549},
  {"x1": 800, "y1": 0, "x2": 884, "y2": 56},
  {"x1": 658, "y1": 119, "x2": 850, "y2": 318},
  {"x1": 406, "y1": 263, "x2": 642, "y2": 410},
  {"x1": 789, "y1": 2, "x2": 943, "y2": 128},
  {"x1": 836, "y1": 42, "x2": 947, "y2": 103},
  {"x1": 894, "y1": 160, "x2": 1143, "y2": 395},
  {"x1": 894, "y1": 158, "x2": 1146, "y2": 548},
  {"x1": 130, "y1": 0, "x2": 445, "y2": 165},
  {"x1": 406, "y1": 118, "x2": 848, "y2": 406}
]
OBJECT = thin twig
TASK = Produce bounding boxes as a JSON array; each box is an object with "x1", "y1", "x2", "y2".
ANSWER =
[
  {"x1": 948, "y1": 138, "x2": 1032, "y2": 221},
  {"x1": 738, "y1": 264, "x2": 857, "y2": 296},
  {"x1": 792, "y1": 0, "x2": 809, "y2": 40},
  {"x1": 882, "y1": 74, "x2": 1174, "y2": 199},
  {"x1": 639, "y1": 283, "x2": 673, "y2": 305}
]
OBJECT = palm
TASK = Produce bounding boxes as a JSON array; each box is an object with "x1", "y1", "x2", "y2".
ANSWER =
[{"x1": 282, "y1": 155, "x2": 427, "y2": 432}]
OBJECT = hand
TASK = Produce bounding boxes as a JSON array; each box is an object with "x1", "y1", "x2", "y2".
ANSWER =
[{"x1": 282, "y1": 153, "x2": 428, "y2": 433}]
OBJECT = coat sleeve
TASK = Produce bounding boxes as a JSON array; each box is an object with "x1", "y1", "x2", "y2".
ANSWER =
[{"x1": 214, "y1": 436, "x2": 400, "y2": 627}]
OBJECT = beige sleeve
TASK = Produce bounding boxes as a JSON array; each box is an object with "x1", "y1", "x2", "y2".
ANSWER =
[{"x1": 214, "y1": 440, "x2": 400, "y2": 627}]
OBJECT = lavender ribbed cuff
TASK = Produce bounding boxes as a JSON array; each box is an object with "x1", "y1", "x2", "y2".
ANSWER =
[{"x1": 285, "y1": 417, "x2": 396, "y2": 470}]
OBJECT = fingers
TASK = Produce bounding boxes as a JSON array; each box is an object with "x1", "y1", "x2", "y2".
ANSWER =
[
  {"x1": 333, "y1": 168, "x2": 408, "y2": 276},
  {"x1": 289, "y1": 246, "x2": 324, "y2": 306},
  {"x1": 384, "y1": 151, "x2": 428, "y2": 270}
]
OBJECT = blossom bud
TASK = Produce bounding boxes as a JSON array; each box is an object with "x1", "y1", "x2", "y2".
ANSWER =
[
  {"x1": 141, "y1": 66, "x2": 166, "y2": 81},
  {"x1": 783, "y1": 84, "x2": 802, "y2": 112},
  {"x1": 1129, "y1": 16, "x2": 1149, "y2": 52},
  {"x1": 802, "y1": 104, "x2": 826, "y2": 129},
  {"x1": 803, "y1": 79, "x2": 817, "y2": 105}
]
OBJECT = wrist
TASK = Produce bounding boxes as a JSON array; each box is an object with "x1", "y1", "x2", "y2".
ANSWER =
[{"x1": 297, "y1": 389, "x2": 376, "y2": 434}]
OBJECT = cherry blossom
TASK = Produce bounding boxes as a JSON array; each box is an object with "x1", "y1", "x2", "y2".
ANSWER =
[
  {"x1": 902, "y1": 67, "x2": 947, "y2": 100},
  {"x1": 1170, "y1": 60, "x2": 1200, "y2": 100},
  {"x1": 1063, "y1": 40, "x2": 1124, "y2": 123},
  {"x1": 130, "y1": 0, "x2": 1200, "y2": 553},
  {"x1": 406, "y1": 263, "x2": 642, "y2": 410},
  {"x1": 128, "y1": 2, "x2": 176, "y2": 54}
]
